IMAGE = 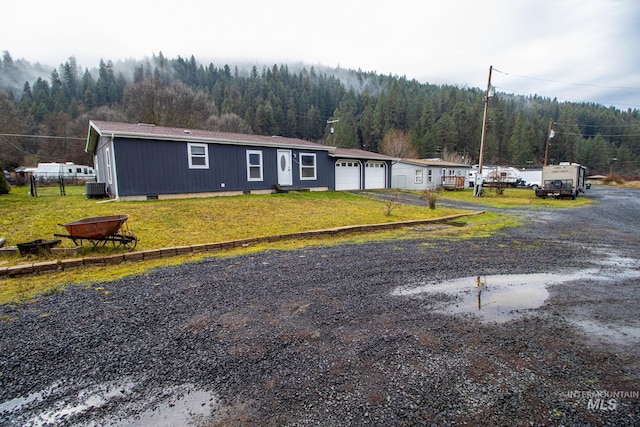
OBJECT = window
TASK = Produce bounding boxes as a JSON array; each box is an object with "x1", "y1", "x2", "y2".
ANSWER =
[
  {"x1": 427, "y1": 169, "x2": 433, "y2": 182},
  {"x1": 246, "y1": 150, "x2": 263, "y2": 181},
  {"x1": 105, "y1": 148, "x2": 113, "y2": 184},
  {"x1": 188, "y1": 143, "x2": 209, "y2": 169},
  {"x1": 415, "y1": 169, "x2": 423, "y2": 184},
  {"x1": 300, "y1": 153, "x2": 316, "y2": 180}
]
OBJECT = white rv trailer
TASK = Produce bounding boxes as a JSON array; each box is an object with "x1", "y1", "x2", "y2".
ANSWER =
[
  {"x1": 31, "y1": 162, "x2": 96, "y2": 180},
  {"x1": 535, "y1": 162, "x2": 587, "y2": 199},
  {"x1": 467, "y1": 165, "x2": 522, "y2": 188}
]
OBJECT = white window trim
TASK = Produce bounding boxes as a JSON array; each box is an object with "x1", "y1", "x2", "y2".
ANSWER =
[
  {"x1": 299, "y1": 152, "x2": 317, "y2": 180},
  {"x1": 188, "y1": 143, "x2": 209, "y2": 169},
  {"x1": 414, "y1": 169, "x2": 423, "y2": 184},
  {"x1": 246, "y1": 149, "x2": 263, "y2": 181},
  {"x1": 105, "y1": 147, "x2": 112, "y2": 184}
]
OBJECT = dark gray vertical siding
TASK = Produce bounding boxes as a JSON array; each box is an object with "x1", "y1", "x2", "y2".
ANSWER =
[
  {"x1": 379, "y1": 160, "x2": 390, "y2": 189},
  {"x1": 115, "y1": 139, "x2": 188, "y2": 195},
  {"x1": 305, "y1": 151, "x2": 333, "y2": 189},
  {"x1": 212, "y1": 144, "x2": 244, "y2": 190},
  {"x1": 95, "y1": 136, "x2": 113, "y2": 194},
  {"x1": 112, "y1": 137, "x2": 333, "y2": 196},
  {"x1": 261, "y1": 147, "x2": 278, "y2": 186}
]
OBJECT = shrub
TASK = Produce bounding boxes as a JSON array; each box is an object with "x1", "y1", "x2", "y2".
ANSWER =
[
  {"x1": 384, "y1": 193, "x2": 400, "y2": 216},
  {"x1": 0, "y1": 172, "x2": 10, "y2": 195},
  {"x1": 603, "y1": 174, "x2": 625, "y2": 185},
  {"x1": 421, "y1": 186, "x2": 443, "y2": 209}
]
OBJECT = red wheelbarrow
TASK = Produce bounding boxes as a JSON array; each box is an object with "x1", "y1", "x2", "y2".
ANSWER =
[{"x1": 55, "y1": 214, "x2": 138, "y2": 250}]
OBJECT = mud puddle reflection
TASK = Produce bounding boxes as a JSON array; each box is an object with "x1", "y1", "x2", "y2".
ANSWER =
[
  {"x1": 1, "y1": 381, "x2": 217, "y2": 427},
  {"x1": 393, "y1": 270, "x2": 599, "y2": 323}
]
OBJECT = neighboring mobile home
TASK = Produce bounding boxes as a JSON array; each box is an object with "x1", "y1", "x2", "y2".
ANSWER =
[
  {"x1": 85, "y1": 121, "x2": 394, "y2": 200},
  {"x1": 391, "y1": 159, "x2": 471, "y2": 190}
]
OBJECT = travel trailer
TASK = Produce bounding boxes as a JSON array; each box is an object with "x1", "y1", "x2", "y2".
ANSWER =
[
  {"x1": 535, "y1": 163, "x2": 587, "y2": 199},
  {"x1": 30, "y1": 162, "x2": 95, "y2": 180},
  {"x1": 467, "y1": 165, "x2": 522, "y2": 188}
]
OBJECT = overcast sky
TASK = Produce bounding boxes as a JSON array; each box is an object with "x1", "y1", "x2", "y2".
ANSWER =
[{"x1": 3, "y1": 0, "x2": 639, "y2": 109}]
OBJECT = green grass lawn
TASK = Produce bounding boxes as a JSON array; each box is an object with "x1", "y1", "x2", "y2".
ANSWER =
[
  {"x1": 0, "y1": 185, "x2": 590, "y2": 304},
  {"x1": 439, "y1": 187, "x2": 593, "y2": 208},
  {"x1": 1, "y1": 185, "x2": 467, "y2": 261}
]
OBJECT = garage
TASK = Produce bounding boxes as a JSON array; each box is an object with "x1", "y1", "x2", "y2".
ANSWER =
[
  {"x1": 335, "y1": 160, "x2": 361, "y2": 190},
  {"x1": 364, "y1": 161, "x2": 386, "y2": 189}
]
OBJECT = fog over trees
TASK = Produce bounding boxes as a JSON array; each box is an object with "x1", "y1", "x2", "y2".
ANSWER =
[{"x1": 1, "y1": 51, "x2": 639, "y2": 176}]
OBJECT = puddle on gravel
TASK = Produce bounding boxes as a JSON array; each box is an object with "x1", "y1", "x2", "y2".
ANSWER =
[
  {"x1": 392, "y1": 270, "x2": 599, "y2": 323},
  {"x1": 1, "y1": 381, "x2": 217, "y2": 427},
  {"x1": 117, "y1": 387, "x2": 218, "y2": 427},
  {"x1": 569, "y1": 319, "x2": 640, "y2": 345}
]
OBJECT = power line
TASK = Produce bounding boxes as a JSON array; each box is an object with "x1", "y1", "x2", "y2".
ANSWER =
[
  {"x1": 555, "y1": 122, "x2": 640, "y2": 128},
  {"x1": 495, "y1": 85, "x2": 640, "y2": 110},
  {"x1": 0, "y1": 135, "x2": 36, "y2": 156},
  {"x1": 0, "y1": 133, "x2": 85, "y2": 140},
  {"x1": 555, "y1": 131, "x2": 640, "y2": 137},
  {"x1": 493, "y1": 68, "x2": 640, "y2": 109},
  {"x1": 493, "y1": 68, "x2": 640, "y2": 91}
]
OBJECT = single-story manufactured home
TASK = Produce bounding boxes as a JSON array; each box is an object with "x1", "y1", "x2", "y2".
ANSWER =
[
  {"x1": 391, "y1": 159, "x2": 471, "y2": 190},
  {"x1": 85, "y1": 121, "x2": 395, "y2": 200}
]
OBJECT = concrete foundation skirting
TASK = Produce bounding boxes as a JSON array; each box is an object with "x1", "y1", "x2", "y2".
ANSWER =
[{"x1": 0, "y1": 211, "x2": 483, "y2": 278}]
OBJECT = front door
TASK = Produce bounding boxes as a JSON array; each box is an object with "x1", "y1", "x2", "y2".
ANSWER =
[{"x1": 277, "y1": 150, "x2": 293, "y2": 186}]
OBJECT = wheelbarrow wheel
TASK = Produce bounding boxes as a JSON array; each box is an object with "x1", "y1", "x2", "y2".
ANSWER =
[{"x1": 119, "y1": 230, "x2": 138, "y2": 250}]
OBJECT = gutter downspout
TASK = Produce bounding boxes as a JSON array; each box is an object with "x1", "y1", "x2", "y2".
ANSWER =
[{"x1": 110, "y1": 133, "x2": 120, "y2": 201}]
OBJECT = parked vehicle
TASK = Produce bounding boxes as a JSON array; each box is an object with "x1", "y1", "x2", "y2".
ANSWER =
[
  {"x1": 467, "y1": 165, "x2": 522, "y2": 188},
  {"x1": 535, "y1": 163, "x2": 587, "y2": 199},
  {"x1": 518, "y1": 168, "x2": 543, "y2": 189},
  {"x1": 3, "y1": 170, "x2": 17, "y2": 184},
  {"x1": 30, "y1": 162, "x2": 96, "y2": 181}
]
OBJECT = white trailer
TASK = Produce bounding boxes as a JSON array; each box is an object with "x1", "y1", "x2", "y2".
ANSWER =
[
  {"x1": 32, "y1": 162, "x2": 95, "y2": 180},
  {"x1": 535, "y1": 162, "x2": 587, "y2": 199},
  {"x1": 518, "y1": 168, "x2": 543, "y2": 189},
  {"x1": 467, "y1": 165, "x2": 522, "y2": 188}
]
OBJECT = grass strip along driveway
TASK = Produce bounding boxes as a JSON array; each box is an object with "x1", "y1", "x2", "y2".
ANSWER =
[{"x1": 0, "y1": 186, "x2": 589, "y2": 303}]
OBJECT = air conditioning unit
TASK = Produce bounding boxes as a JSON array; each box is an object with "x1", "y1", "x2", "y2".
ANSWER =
[{"x1": 86, "y1": 182, "x2": 108, "y2": 199}]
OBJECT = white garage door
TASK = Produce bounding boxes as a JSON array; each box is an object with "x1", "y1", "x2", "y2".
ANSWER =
[
  {"x1": 365, "y1": 161, "x2": 386, "y2": 189},
  {"x1": 335, "y1": 160, "x2": 361, "y2": 190}
]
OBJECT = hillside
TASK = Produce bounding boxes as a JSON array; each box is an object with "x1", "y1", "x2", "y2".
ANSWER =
[{"x1": 1, "y1": 51, "x2": 639, "y2": 176}]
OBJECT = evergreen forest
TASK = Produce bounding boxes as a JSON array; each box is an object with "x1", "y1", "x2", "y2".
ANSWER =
[{"x1": 1, "y1": 51, "x2": 639, "y2": 177}]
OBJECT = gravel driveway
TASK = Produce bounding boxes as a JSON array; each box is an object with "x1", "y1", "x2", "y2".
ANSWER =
[{"x1": 1, "y1": 186, "x2": 639, "y2": 426}]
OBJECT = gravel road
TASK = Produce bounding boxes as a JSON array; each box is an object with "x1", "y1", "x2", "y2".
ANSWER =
[{"x1": 1, "y1": 186, "x2": 639, "y2": 426}]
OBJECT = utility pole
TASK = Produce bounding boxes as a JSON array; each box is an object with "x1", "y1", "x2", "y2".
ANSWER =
[
  {"x1": 327, "y1": 118, "x2": 339, "y2": 146},
  {"x1": 474, "y1": 66, "x2": 493, "y2": 197},
  {"x1": 543, "y1": 120, "x2": 554, "y2": 166}
]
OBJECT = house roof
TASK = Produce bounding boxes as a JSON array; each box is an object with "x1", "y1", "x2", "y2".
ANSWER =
[
  {"x1": 398, "y1": 158, "x2": 472, "y2": 168},
  {"x1": 86, "y1": 121, "x2": 336, "y2": 153},
  {"x1": 330, "y1": 147, "x2": 397, "y2": 161}
]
